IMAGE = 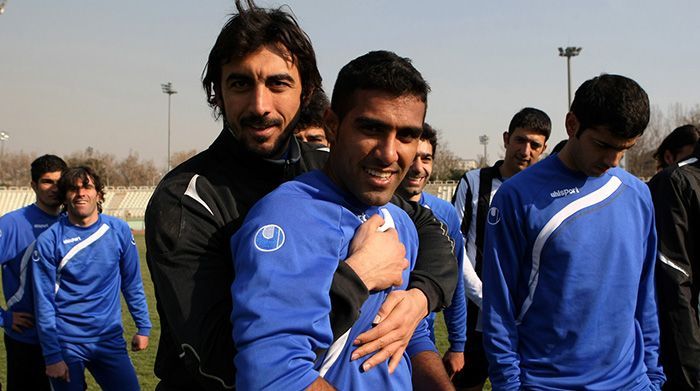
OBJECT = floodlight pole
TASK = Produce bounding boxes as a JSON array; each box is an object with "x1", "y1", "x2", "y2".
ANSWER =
[
  {"x1": 558, "y1": 46, "x2": 582, "y2": 110},
  {"x1": 161, "y1": 82, "x2": 177, "y2": 172},
  {"x1": 0, "y1": 131, "x2": 9, "y2": 185},
  {"x1": 479, "y1": 134, "x2": 489, "y2": 167}
]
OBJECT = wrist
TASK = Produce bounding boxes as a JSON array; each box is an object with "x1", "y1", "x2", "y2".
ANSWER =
[{"x1": 407, "y1": 288, "x2": 429, "y2": 318}]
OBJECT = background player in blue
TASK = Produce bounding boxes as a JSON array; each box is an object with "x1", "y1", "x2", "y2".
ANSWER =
[
  {"x1": 397, "y1": 122, "x2": 467, "y2": 378},
  {"x1": 0, "y1": 154, "x2": 66, "y2": 391},
  {"x1": 231, "y1": 51, "x2": 454, "y2": 390},
  {"x1": 482, "y1": 74, "x2": 665, "y2": 389},
  {"x1": 451, "y1": 107, "x2": 550, "y2": 391},
  {"x1": 32, "y1": 166, "x2": 151, "y2": 391}
]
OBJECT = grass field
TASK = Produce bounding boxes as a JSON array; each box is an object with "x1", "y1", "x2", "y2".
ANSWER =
[{"x1": 0, "y1": 233, "x2": 476, "y2": 390}]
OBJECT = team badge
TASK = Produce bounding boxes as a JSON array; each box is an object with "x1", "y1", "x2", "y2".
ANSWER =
[
  {"x1": 487, "y1": 207, "x2": 501, "y2": 225},
  {"x1": 254, "y1": 224, "x2": 285, "y2": 252}
]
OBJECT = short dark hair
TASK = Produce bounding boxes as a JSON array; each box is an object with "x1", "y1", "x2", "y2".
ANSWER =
[
  {"x1": 330, "y1": 50, "x2": 430, "y2": 121},
  {"x1": 296, "y1": 88, "x2": 329, "y2": 131},
  {"x1": 58, "y1": 166, "x2": 106, "y2": 213},
  {"x1": 31, "y1": 155, "x2": 67, "y2": 182},
  {"x1": 654, "y1": 124, "x2": 700, "y2": 169},
  {"x1": 508, "y1": 107, "x2": 552, "y2": 140},
  {"x1": 570, "y1": 74, "x2": 650, "y2": 139},
  {"x1": 202, "y1": 0, "x2": 321, "y2": 118},
  {"x1": 421, "y1": 123, "x2": 438, "y2": 157}
]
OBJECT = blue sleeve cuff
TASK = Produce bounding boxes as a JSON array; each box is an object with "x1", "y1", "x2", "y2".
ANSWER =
[
  {"x1": 448, "y1": 341, "x2": 466, "y2": 352},
  {"x1": 137, "y1": 327, "x2": 151, "y2": 336},
  {"x1": 44, "y1": 351, "x2": 64, "y2": 366},
  {"x1": 407, "y1": 340, "x2": 438, "y2": 358},
  {"x1": 1, "y1": 309, "x2": 11, "y2": 329}
]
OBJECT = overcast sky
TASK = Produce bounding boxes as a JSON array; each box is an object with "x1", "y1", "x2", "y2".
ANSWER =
[{"x1": 1, "y1": 0, "x2": 698, "y2": 168}]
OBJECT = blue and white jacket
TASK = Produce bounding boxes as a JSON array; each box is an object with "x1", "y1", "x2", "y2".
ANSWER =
[
  {"x1": 32, "y1": 214, "x2": 151, "y2": 365},
  {"x1": 420, "y1": 192, "x2": 467, "y2": 352},
  {"x1": 231, "y1": 170, "x2": 435, "y2": 390},
  {"x1": 0, "y1": 204, "x2": 59, "y2": 343},
  {"x1": 482, "y1": 155, "x2": 665, "y2": 390}
]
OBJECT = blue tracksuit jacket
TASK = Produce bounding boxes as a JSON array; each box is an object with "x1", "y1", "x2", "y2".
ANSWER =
[
  {"x1": 0, "y1": 204, "x2": 58, "y2": 343},
  {"x1": 32, "y1": 214, "x2": 151, "y2": 365},
  {"x1": 231, "y1": 170, "x2": 435, "y2": 390},
  {"x1": 482, "y1": 155, "x2": 665, "y2": 390},
  {"x1": 420, "y1": 192, "x2": 467, "y2": 352}
]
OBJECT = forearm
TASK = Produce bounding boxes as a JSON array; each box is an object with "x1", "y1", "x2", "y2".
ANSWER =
[
  {"x1": 411, "y1": 351, "x2": 455, "y2": 391},
  {"x1": 328, "y1": 262, "x2": 369, "y2": 340},
  {"x1": 306, "y1": 377, "x2": 336, "y2": 391},
  {"x1": 392, "y1": 195, "x2": 458, "y2": 311}
]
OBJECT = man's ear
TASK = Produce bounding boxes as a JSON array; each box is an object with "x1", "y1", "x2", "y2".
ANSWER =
[
  {"x1": 324, "y1": 108, "x2": 339, "y2": 137},
  {"x1": 502, "y1": 131, "x2": 510, "y2": 148},
  {"x1": 565, "y1": 112, "x2": 579, "y2": 138},
  {"x1": 31, "y1": 181, "x2": 38, "y2": 192}
]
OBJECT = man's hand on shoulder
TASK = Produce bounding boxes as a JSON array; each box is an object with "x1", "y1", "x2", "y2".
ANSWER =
[
  {"x1": 350, "y1": 288, "x2": 428, "y2": 372},
  {"x1": 345, "y1": 214, "x2": 408, "y2": 291}
]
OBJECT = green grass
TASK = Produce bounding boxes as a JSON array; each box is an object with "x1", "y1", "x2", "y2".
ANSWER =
[{"x1": 0, "y1": 233, "x2": 487, "y2": 390}]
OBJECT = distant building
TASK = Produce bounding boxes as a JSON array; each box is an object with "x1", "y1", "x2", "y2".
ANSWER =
[{"x1": 457, "y1": 159, "x2": 479, "y2": 172}]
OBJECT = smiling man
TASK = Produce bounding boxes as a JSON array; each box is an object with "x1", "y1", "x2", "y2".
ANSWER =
[
  {"x1": 32, "y1": 166, "x2": 151, "y2": 391},
  {"x1": 231, "y1": 50, "x2": 452, "y2": 390},
  {"x1": 482, "y1": 74, "x2": 666, "y2": 389},
  {"x1": 145, "y1": 2, "x2": 458, "y2": 390},
  {"x1": 397, "y1": 123, "x2": 467, "y2": 379},
  {"x1": 0, "y1": 155, "x2": 66, "y2": 391},
  {"x1": 451, "y1": 107, "x2": 550, "y2": 391}
]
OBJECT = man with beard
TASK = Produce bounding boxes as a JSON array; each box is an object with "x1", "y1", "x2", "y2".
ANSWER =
[{"x1": 144, "y1": 1, "x2": 457, "y2": 389}]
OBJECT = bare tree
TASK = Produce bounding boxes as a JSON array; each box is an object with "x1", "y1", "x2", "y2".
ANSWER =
[
  {"x1": 171, "y1": 149, "x2": 198, "y2": 169},
  {"x1": 0, "y1": 150, "x2": 33, "y2": 186},
  {"x1": 432, "y1": 133, "x2": 466, "y2": 181},
  {"x1": 116, "y1": 151, "x2": 160, "y2": 187}
]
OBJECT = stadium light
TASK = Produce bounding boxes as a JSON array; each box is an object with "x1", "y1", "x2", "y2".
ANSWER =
[
  {"x1": 479, "y1": 134, "x2": 489, "y2": 167},
  {"x1": 161, "y1": 82, "x2": 177, "y2": 172},
  {"x1": 558, "y1": 46, "x2": 582, "y2": 110},
  {"x1": 0, "y1": 131, "x2": 9, "y2": 185}
]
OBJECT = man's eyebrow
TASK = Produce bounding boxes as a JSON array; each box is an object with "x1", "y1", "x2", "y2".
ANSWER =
[
  {"x1": 267, "y1": 73, "x2": 296, "y2": 83},
  {"x1": 223, "y1": 72, "x2": 252, "y2": 83},
  {"x1": 354, "y1": 116, "x2": 391, "y2": 130}
]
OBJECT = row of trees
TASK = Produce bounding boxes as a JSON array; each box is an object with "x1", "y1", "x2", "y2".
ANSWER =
[
  {"x1": 1, "y1": 103, "x2": 697, "y2": 187},
  {"x1": 625, "y1": 103, "x2": 700, "y2": 178},
  {"x1": 0, "y1": 148, "x2": 197, "y2": 187}
]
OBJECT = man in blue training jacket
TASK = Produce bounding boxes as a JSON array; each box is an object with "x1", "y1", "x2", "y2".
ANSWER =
[
  {"x1": 397, "y1": 122, "x2": 467, "y2": 378},
  {"x1": 32, "y1": 166, "x2": 151, "y2": 391},
  {"x1": 231, "y1": 50, "x2": 454, "y2": 390},
  {"x1": 0, "y1": 154, "x2": 66, "y2": 391},
  {"x1": 482, "y1": 74, "x2": 665, "y2": 390}
]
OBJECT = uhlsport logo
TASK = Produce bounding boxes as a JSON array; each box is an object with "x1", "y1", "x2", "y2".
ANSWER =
[
  {"x1": 254, "y1": 224, "x2": 285, "y2": 252},
  {"x1": 550, "y1": 187, "x2": 580, "y2": 198},
  {"x1": 487, "y1": 207, "x2": 501, "y2": 225},
  {"x1": 63, "y1": 236, "x2": 81, "y2": 245},
  {"x1": 32, "y1": 250, "x2": 40, "y2": 262}
]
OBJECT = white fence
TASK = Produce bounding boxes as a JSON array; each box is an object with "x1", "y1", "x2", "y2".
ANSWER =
[{"x1": 0, "y1": 181, "x2": 460, "y2": 229}]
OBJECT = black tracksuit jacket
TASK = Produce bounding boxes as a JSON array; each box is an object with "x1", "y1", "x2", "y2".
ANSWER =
[
  {"x1": 649, "y1": 146, "x2": 700, "y2": 391},
  {"x1": 145, "y1": 128, "x2": 457, "y2": 390}
]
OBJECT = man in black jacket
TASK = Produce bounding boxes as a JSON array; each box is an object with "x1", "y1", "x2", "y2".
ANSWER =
[
  {"x1": 649, "y1": 137, "x2": 700, "y2": 391},
  {"x1": 144, "y1": 1, "x2": 457, "y2": 389}
]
